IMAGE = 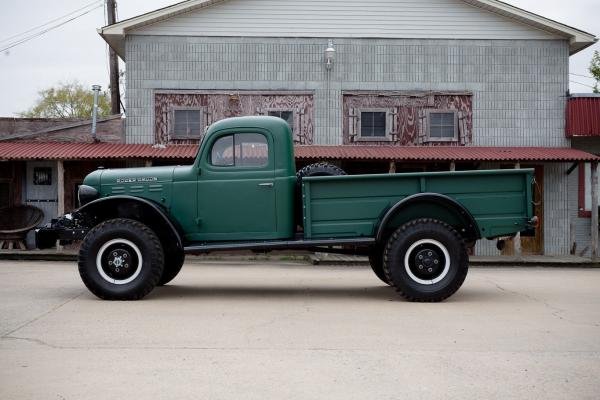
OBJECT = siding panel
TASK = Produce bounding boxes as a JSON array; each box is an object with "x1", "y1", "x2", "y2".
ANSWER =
[{"x1": 132, "y1": 0, "x2": 561, "y2": 40}]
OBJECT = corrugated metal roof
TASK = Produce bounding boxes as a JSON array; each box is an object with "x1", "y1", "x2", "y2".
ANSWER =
[
  {"x1": 295, "y1": 146, "x2": 600, "y2": 162},
  {"x1": 0, "y1": 142, "x2": 198, "y2": 160},
  {"x1": 0, "y1": 142, "x2": 597, "y2": 162},
  {"x1": 566, "y1": 97, "x2": 600, "y2": 137}
]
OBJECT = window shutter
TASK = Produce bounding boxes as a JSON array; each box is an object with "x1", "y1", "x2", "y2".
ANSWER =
[
  {"x1": 388, "y1": 108, "x2": 399, "y2": 142},
  {"x1": 167, "y1": 110, "x2": 174, "y2": 139},
  {"x1": 348, "y1": 108, "x2": 358, "y2": 142},
  {"x1": 295, "y1": 107, "x2": 304, "y2": 144},
  {"x1": 458, "y1": 111, "x2": 467, "y2": 145},
  {"x1": 418, "y1": 109, "x2": 428, "y2": 144}
]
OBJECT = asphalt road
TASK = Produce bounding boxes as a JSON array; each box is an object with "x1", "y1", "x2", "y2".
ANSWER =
[{"x1": 1, "y1": 260, "x2": 599, "y2": 399}]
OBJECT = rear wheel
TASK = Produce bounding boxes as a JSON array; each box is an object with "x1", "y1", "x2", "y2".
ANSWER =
[
  {"x1": 78, "y1": 218, "x2": 164, "y2": 300},
  {"x1": 368, "y1": 250, "x2": 391, "y2": 286},
  {"x1": 383, "y1": 218, "x2": 468, "y2": 302}
]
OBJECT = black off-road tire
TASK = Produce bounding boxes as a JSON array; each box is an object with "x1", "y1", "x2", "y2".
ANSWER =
[
  {"x1": 295, "y1": 162, "x2": 346, "y2": 226},
  {"x1": 78, "y1": 218, "x2": 164, "y2": 300},
  {"x1": 383, "y1": 218, "x2": 468, "y2": 302},
  {"x1": 368, "y1": 249, "x2": 391, "y2": 286},
  {"x1": 158, "y1": 247, "x2": 185, "y2": 286}
]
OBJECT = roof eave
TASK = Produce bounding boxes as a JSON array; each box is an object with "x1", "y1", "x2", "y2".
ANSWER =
[
  {"x1": 97, "y1": 0, "x2": 598, "y2": 59},
  {"x1": 570, "y1": 36, "x2": 599, "y2": 55},
  {"x1": 98, "y1": 29, "x2": 126, "y2": 60}
]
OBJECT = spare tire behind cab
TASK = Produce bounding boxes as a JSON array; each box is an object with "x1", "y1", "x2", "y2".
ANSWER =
[{"x1": 295, "y1": 162, "x2": 347, "y2": 227}]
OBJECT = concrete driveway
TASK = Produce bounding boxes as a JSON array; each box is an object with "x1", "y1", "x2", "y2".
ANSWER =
[{"x1": 1, "y1": 260, "x2": 599, "y2": 400}]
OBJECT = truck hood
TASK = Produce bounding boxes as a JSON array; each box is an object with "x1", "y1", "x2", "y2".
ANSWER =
[{"x1": 91, "y1": 166, "x2": 177, "y2": 186}]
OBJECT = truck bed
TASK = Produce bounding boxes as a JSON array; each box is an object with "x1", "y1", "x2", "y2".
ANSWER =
[{"x1": 301, "y1": 169, "x2": 534, "y2": 240}]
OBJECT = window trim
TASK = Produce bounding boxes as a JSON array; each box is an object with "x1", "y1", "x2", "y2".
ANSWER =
[
  {"x1": 170, "y1": 106, "x2": 204, "y2": 140},
  {"x1": 356, "y1": 108, "x2": 393, "y2": 142},
  {"x1": 426, "y1": 109, "x2": 459, "y2": 142},
  {"x1": 266, "y1": 108, "x2": 297, "y2": 138},
  {"x1": 209, "y1": 133, "x2": 270, "y2": 169}
]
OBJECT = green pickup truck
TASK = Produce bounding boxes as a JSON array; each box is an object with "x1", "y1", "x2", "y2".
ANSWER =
[{"x1": 37, "y1": 116, "x2": 536, "y2": 302}]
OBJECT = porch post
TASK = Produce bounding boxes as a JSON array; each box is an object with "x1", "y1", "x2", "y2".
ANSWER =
[
  {"x1": 450, "y1": 161, "x2": 456, "y2": 171},
  {"x1": 56, "y1": 159, "x2": 65, "y2": 252},
  {"x1": 514, "y1": 162, "x2": 522, "y2": 258},
  {"x1": 591, "y1": 162, "x2": 598, "y2": 260},
  {"x1": 145, "y1": 160, "x2": 152, "y2": 168},
  {"x1": 388, "y1": 161, "x2": 396, "y2": 174}
]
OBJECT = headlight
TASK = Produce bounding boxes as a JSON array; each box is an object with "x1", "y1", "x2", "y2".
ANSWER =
[{"x1": 78, "y1": 185, "x2": 100, "y2": 207}]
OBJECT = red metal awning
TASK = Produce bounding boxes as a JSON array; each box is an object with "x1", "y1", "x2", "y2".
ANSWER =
[
  {"x1": 0, "y1": 142, "x2": 598, "y2": 162},
  {"x1": 566, "y1": 96, "x2": 600, "y2": 137},
  {"x1": 295, "y1": 145, "x2": 600, "y2": 162},
  {"x1": 0, "y1": 142, "x2": 198, "y2": 160}
]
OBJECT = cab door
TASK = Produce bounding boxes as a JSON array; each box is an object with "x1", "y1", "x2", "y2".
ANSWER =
[{"x1": 196, "y1": 130, "x2": 277, "y2": 241}]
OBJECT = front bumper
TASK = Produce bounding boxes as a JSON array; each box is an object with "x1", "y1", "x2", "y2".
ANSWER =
[
  {"x1": 35, "y1": 226, "x2": 88, "y2": 249},
  {"x1": 35, "y1": 213, "x2": 90, "y2": 249}
]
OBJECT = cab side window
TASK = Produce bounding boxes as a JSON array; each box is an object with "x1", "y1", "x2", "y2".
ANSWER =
[
  {"x1": 210, "y1": 133, "x2": 268, "y2": 168},
  {"x1": 211, "y1": 135, "x2": 234, "y2": 166}
]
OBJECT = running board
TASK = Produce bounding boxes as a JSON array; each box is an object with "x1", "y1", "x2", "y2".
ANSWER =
[{"x1": 184, "y1": 237, "x2": 376, "y2": 253}]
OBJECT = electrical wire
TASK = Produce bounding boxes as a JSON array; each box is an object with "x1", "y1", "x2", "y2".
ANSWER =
[
  {"x1": 570, "y1": 80, "x2": 597, "y2": 89},
  {"x1": 0, "y1": 0, "x2": 103, "y2": 45},
  {"x1": 0, "y1": 3, "x2": 103, "y2": 53},
  {"x1": 570, "y1": 72, "x2": 596, "y2": 80}
]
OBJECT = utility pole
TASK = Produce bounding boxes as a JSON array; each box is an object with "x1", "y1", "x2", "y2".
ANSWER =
[{"x1": 107, "y1": 0, "x2": 121, "y2": 115}]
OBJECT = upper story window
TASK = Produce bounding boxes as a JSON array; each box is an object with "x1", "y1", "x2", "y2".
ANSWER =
[
  {"x1": 268, "y1": 110, "x2": 294, "y2": 134},
  {"x1": 427, "y1": 111, "x2": 458, "y2": 141},
  {"x1": 172, "y1": 108, "x2": 203, "y2": 139},
  {"x1": 355, "y1": 109, "x2": 392, "y2": 141},
  {"x1": 210, "y1": 133, "x2": 269, "y2": 168}
]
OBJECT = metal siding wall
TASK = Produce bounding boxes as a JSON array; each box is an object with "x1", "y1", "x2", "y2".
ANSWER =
[
  {"x1": 132, "y1": 0, "x2": 562, "y2": 41},
  {"x1": 543, "y1": 163, "x2": 570, "y2": 255},
  {"x1": 126, "y1": 36, "x2": 569, "y2": 148},
  {"x1": 569, "y1": 165, "x2": 592, "y2": 257}
]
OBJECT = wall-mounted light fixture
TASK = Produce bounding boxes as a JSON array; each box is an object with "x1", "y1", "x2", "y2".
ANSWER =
[{"x1": 324, "y1": 39, "x2": 336, "y2": 71}]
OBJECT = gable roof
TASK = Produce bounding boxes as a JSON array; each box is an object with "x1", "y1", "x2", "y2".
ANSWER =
[{"x1": 99, "y1": 0, "x2": 597, "y2": 59}]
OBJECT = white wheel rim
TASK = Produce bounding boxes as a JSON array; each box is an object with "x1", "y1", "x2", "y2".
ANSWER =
[
  {"x1": 404, "y1": 239, "x2": 450, "y2": 285},
  {"x1": 96, "y1": 238, "x2": 143, "y2": 285}
]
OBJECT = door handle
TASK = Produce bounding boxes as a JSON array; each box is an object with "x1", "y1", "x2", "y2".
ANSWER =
[{"x1": 258, "y1": 182, "x2": 274, "y2": 188}]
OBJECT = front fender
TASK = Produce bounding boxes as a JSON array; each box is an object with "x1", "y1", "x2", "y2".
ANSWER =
[{"x1": 78, "y1": 196, "x2": 184, "y2": 249}]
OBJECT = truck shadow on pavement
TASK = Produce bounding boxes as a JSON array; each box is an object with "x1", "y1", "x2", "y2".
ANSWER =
[{"x1": 149, "y1": 284, "x2": 496, "y2": 302}]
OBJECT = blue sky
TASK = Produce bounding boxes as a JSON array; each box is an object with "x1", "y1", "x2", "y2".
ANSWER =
[{"x1": 0, "y1": 0, "x2": 598, "y2": 116}]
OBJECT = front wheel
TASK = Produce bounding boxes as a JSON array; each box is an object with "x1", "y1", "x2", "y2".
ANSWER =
[
  {"x1": 78, "y1": 218, "x2": 164, "y2": 300},
  {"x1": 383, "y1": 218, "x2": 468, "y2": 302},
  {"x1": 158, "y1": 247, "x2": 185, "y2": 286}
]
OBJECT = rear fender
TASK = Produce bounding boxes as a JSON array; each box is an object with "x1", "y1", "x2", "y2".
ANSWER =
[{"x1": 375, "y1": 193, "x2": 480, "y2": 244}]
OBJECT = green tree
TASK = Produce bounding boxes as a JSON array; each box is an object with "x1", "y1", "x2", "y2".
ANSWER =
[
  {"x1": 20, "y1": 81, "x2": 112, "y2": 119},
  {"x1": 590, "y1": 50, "x2": 600, "y2": 94}
]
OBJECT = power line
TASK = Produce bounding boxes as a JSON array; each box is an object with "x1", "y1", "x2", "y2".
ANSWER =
[
  {"x1": 570, "y1": 80, "x2": 596, "y2": 89},
  {"x1": 0, "y1": 3, "x2": 103, "y2": 53},
  {"x1": 570, "y1": 72, "x2": 596, "y2": 80},
  {"x1": 0, "y1": 0, "x2": 103, "y2": 45}
]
